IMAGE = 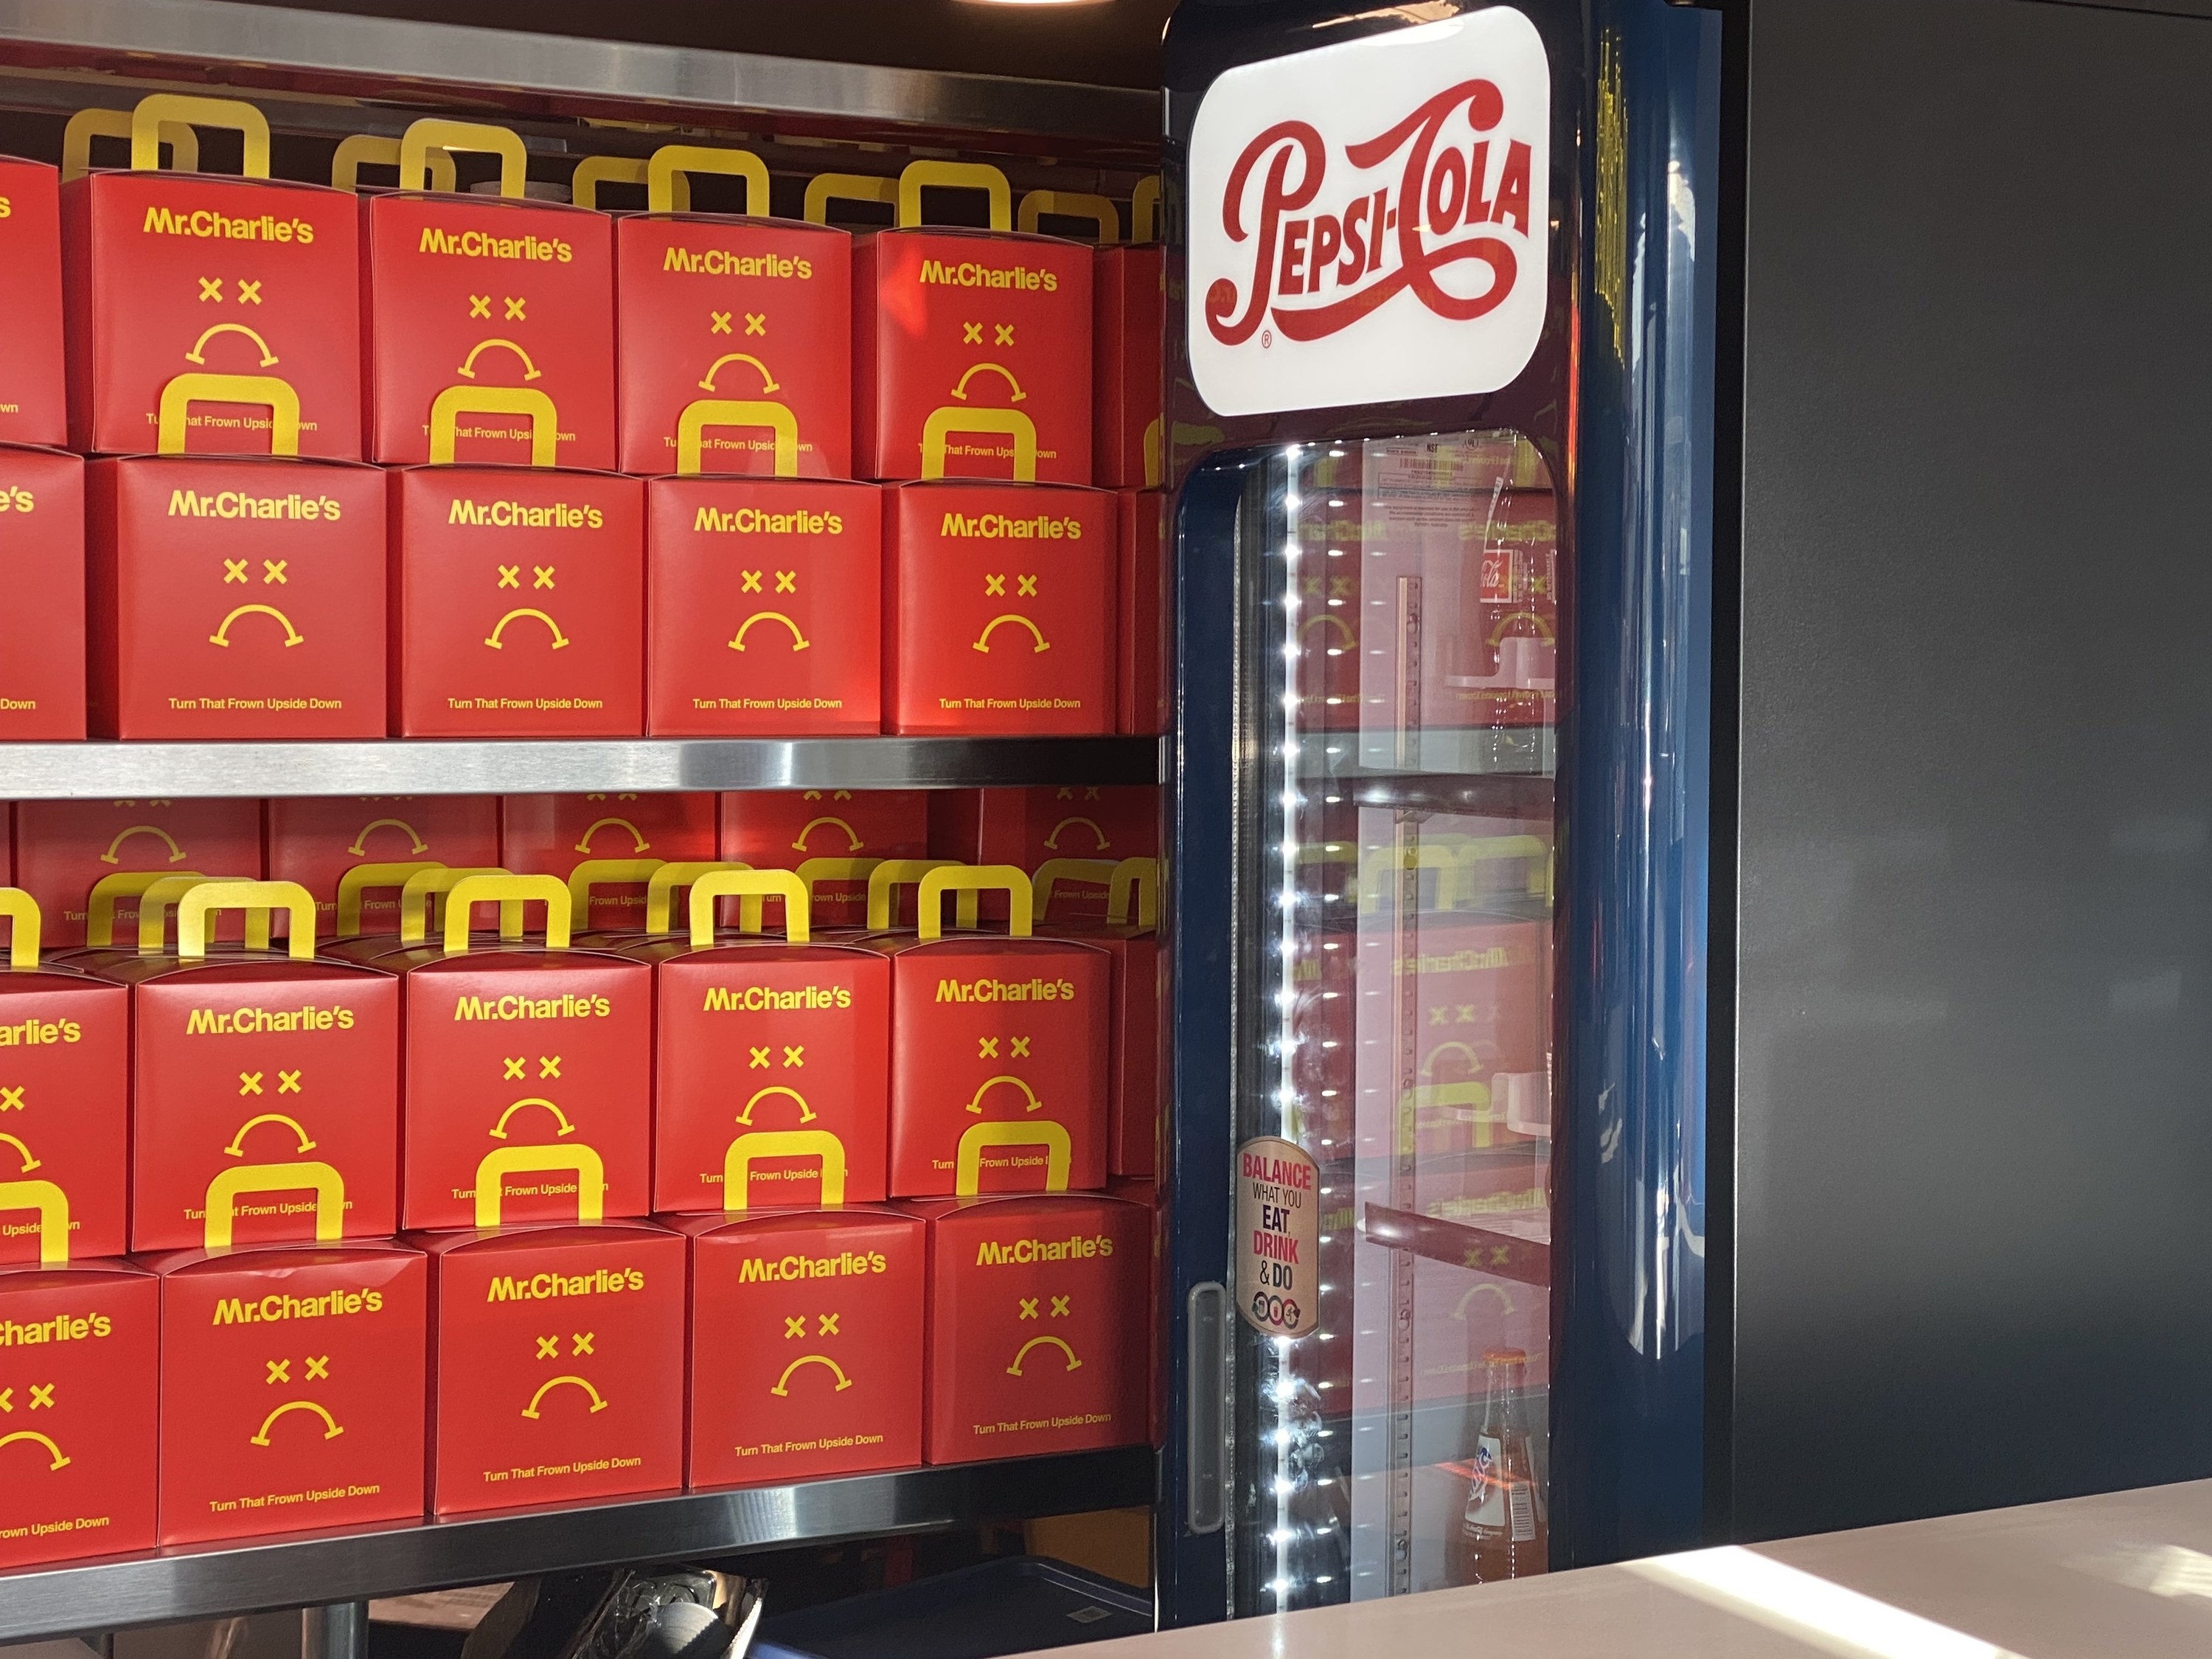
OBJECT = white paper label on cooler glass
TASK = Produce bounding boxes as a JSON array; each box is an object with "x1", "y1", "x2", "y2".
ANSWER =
[{"x1": 1186, "y1": 9, "x2": 1551, "y2": 417}]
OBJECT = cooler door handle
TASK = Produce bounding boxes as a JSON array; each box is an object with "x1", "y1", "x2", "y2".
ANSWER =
[{"x1": 1186, "y1": 1281, "x2": 1227, "y2": 1535}]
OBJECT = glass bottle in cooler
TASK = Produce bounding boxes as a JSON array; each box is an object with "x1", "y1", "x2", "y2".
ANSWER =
[{"x1": 1451, "y1": 1346, "x2": 1548, "y2": 1585}]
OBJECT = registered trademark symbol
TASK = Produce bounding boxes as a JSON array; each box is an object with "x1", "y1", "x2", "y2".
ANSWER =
[{"x1": 1261, "y1": 328, "x2": 1273, "y2": 348}]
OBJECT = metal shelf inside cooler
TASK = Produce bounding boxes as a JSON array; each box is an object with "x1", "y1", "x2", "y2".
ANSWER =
[
  {"x1": 0, "y1": 737, "x2": 1167, "y2": 799},
  {"x1": 0, "y1": 1447, "x2": 1156, "y2": 1644}
]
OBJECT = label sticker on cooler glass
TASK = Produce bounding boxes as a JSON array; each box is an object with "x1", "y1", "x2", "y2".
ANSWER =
[{"x1": 1236, "y1": 1135, "x2": 1319, "y2": 1337}]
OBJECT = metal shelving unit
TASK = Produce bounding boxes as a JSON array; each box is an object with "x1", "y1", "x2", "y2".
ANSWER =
[
  {"x1": 0, "y1": 3, "x2": 1166, "y2": 1638},
  {"x1": 0, "y1": 1448, "x2": 1156, "y2": 1644},
  {"x1": 0, "y1": 737, "x2": 1167, "y2": 799}
]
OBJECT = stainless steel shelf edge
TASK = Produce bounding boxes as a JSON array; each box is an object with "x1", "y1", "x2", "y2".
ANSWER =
[
  {"x1": 0, "y1": 737, "x2": 1167, "y2": 799},
  {"x1": 0, "y1": 0, "x2": 1161, "y2": 145},
  {"x1": 0, "y1": 1447, "x2": 1156, "y2": 1643}
]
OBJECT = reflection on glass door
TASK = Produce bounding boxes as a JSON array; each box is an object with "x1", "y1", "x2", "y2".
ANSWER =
[{"x1": 1240, "y1": 430, "x2": 1558, "y2": 1613}]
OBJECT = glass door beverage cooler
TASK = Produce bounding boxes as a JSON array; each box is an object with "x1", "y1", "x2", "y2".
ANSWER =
[{"x1": 1157, "y1": 0, "x2": 1722, "y2": 1625}]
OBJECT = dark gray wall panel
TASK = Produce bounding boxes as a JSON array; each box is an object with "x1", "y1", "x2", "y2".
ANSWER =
[{"x1": 1734, "y1": 0, "x2": 2212, "y2": 1540}]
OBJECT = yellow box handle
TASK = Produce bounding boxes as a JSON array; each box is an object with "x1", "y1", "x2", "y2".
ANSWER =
[
  {"x1": 130, "y1": 94, "x2": 270, "y2": 178},
  {"x1": 677, "y1": 397, "x2": 799, "y2": 478},
  {"x1": 86, "y1": 871, "x2": 204, "y2": 950},
  {"x1": 1032, "y1": 858, "x2": 1118, "y2": 922},
  {"x1": 566, "y1": 858, "x2": 663, "y2": 925},
  {"x1": 1109, "y1": 856, "x2": 1160, "y2": 929},
  {"x1": 803, "y1": 172, "x2": 896, "y2": 225},
  {"x1": 796, "y1": 856, "x2": 882, "y2": 910},
  {"x1": 62, "y1": 107, "x2": 197, "y2": 184},
  {"x1": 644, "y1": 861, "x2": 751, "y2": 934},
  {"x1": 649, "y1": 144, "x2": 768, "y2": 217},
  {"x1": 400, "y1": 118, "x2": 525, "y2": 197},
  {"x1": 571, "y1": 155, "x2": 647, "y2": 211},
  {"x1": 136, "y1": 874, "x2": 236, "y2": 954},
  {"x1": 429, "y1": 385, "x2": 559, "y2": 468},
  {"x1": 1018, "y1": 189, "x2": 1119, "y2": 243},
  {"x1": 0, "y1": 889, "x2": 41, "y2": 969},
  {"x1": 1132, "y1": 175, "x2": 1161, "y2": 244},
  {"x1": 444, "y1": 874, "x2": 570, "y2": 953},
  {"x1": 180, "y1": 880, "x2": 317, "y2": 961},
  {"x1": 898, "y1": 159, "x2": 1011, "y2": 232},
  {"x1": 866, "y1": 859, "x2": 975, "y2": 931},
  {"x1": 158, "y1": 373, "x2": 301, "y2": 459},
  {"x1": 689, "y1": 869, "x2": 809, "y2": 947},
  {"x1": 919, "y1": 865, "x2": 1033, "y2": 942},
  {"x1": 475, "y1": 1144, "x2": 604, "y2": 1228},
  {"x1": 0, "y1": 1180, "x2": 72, "y2": 1265},
  {"x1": 335, "y1": 861, "x2": 444, "y2": 938},
  {"x1": 204, "y1": 1161, "x2": 345, "y2": 1248},
  {"x1": 921, "y1": 406, "x2": 1037, "y2": 481},
  {"x1": 723, "y1": 1128, "x2": 844, "y2": 1212},
  {"x1": 399, "y1": 866, "x2": 519, "y2": 945},
  {"x1": 333, "y1": 133, "x2": 456, "y2": 193},
  {"x1": 956, "y1": 1120, "x2": 1070, "y2": 1196}
]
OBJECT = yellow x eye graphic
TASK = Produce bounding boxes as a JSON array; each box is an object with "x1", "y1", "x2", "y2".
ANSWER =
[
  {"x1": 239, "y1": 1072, "x2": 264, "y2": 1096},
  {"x1": 224, "y1": 559, "x2": 249, "y2": 584},
  {"x1": 962, "y1": 321, "x2": 983, "y2": 344},
  {"x1": 28, "y1": 1384, "x2": 54, "y2": 1408},
  {"x1": 784, "y1": 1316, "x2": 806, "y2": 1339},
  {"x1": 504, "y1": 296, "x2": 526, "y2": 321},
  {"x1": 978, "y1": 1037, "x2": 999, "y2": 1058},
  {"x1": 0, "y1": 1088, "x2": 22, "y2": 1112},
  {"x1": 539, "y1": 1056, "x2": 561, "y2": 1079},
  {"x1": 1018, "y1": 1298, "x2": 1039, "y2": 1320},
  {"x1": 238, "y1": 280, "x2": 263, "y2": 305},
  {"x1": 741, "y1": 570, "x2": 764, "y2": 592},
  {"x1": 199, "y1": 277, "x2": 223, "y2": 302},
  {"x1": 995, "y1": 324, "x2": 1014, "y2": 345},
  {"x1": 498, "y1": 566, "x2": 521, "y2": 588},
  {"x1": 818, "y1": 1314, "x2": 838, "y2": 1335},
  {"x1": 775, "y1": 571, "x2": 796, "y2": 593},
  {"x1": 305, "y1": 1356, "x2": 330, "y2": 1380},
  {"x1": 710, "y1": 311, "x2": 732, "y2": 334},
  {"x1": 277, "y1": 1070, "x2": 302, "y2": 1093},
  {"x1": 750, "y1": 1046, "x2": 771, "y2": 1068},
  {"x1": 571, "y1": 1332, "x2": 594, "y2": 1355},
  {"x1": 1050, "y1": 1295, "x2": 1071, "y2": 1317},
  {"x1": 470, "y1": 295, "x2": 492, "y2": 319},
  {"x1": 1017, "y1": 575, "x2": 1037, "y2": 596},
  {"x1": 985, "y1": 574, "x2": 1006, "y2": 596},
  {"x1": 534, "y1": 566, "x2": 556, "y2": 589},
  {"x1": 266, "y1": 1360, "x2": 291, "y2": 1384},
  {"x1": 782, "y1": 1046, "x2": 804, "y2": 1068},
  {"x1": 1010, "y1": 1037, "x2": 1030, "y2": 1058},
  {"x1": 504, "y1": 1057, "x2": 526, "y2": 1079},
  {"x1": 536, "y1": 1335, "x2": 559, "y2": 1358},
  {"x1": 745, "y1": 313, "x2": 766, "y2": 335},
  {"x1": 263, "y1": 559, "x2": 288, "y2": 585}
]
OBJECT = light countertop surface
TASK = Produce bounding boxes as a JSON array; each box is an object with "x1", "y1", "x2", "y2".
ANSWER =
[{"x1": 1057, "y1": 1478, "x2": 2212, "y2": 1658}]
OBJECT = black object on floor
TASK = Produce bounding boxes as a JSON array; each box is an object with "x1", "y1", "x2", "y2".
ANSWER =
[{"x1": 751, "y1": 1558, "x2": 1151, "y2": 1659}]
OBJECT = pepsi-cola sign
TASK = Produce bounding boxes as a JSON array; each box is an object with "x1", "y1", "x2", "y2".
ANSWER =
[{"x1": 1187, "y1": 10, "x2": 1550, "y2": 417}]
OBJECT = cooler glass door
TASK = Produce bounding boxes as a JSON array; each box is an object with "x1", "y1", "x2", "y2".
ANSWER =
[{"x1": 1238, "y1": 430, "x2": 1558, "y2": 1610}]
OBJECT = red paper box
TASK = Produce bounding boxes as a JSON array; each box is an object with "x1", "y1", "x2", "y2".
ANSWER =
[
  {"x1": 363, "y1": 121, "x2": 615, "y2": 469},
  {"x1": 266, "y1": 796, "x2": 502, "y2": 939},
  {"x1": 386, "y1": 875, "x2": 652, "y2": 1231},
  {"x1": 419, "y1": 1220, "x2": 684, "y2": 1517},
  {"x1": 0, "y1": 890, "x2": 131, "y2": 1266},
  {"x1": 931, "y1": 786, "x2": 1161, "y2": 925},
  {"x1": 1034, "y1": 859, "x2": 1161, "y2": 1179},
  {"x1": 0, "y1": 445, "x2": 87, "y2": 739},
  {"x1": 917, "y1": 1192, "x2": 1147, "y2": 1464},
  {"x1": 650, "y1": 871, "x2": 891, "y2": 1213},
  {"x1": 883, "y1": 481, "x2": 1115, "y2": 735},
  {"x1": 86, "y1": 390, "x2": 386, "y2": 739},
  {"x1": 62, "y1": 96, "x2": 362, "y2": 459},
  {"x1": 0, "y1": 1259, "x2": 159, "y2": 1567},
  {"x1": 879, "y1": 868, "x2": 1109, "y2": 1199},
  {"x1": 1116, "y1": 490, "x2": 1169, "y2": 737},
  {"x1": 153, "y1": 1239, "x2": 426, "y2": 1544},
  {"x1": 97, "y1": 883, "x2": 400, "y2": 1253},
  {"x1": 854, "y1": 161, "x2": 1092, "y2": 484},
  {"x1": 501, "y1": 793, "x2": 717, "y2": 934},
  {"x1": 0, "y1": 155, "x2": 66, "y2": 448},
  {"x1": 719, "y1": 790, "x2": 928, "y2": 929},
  {"x1": 13, "y1": 799, "x2": 263, "y2": 950},
  {"x1": 613, "y1": 148, "x2": 851, "y2": 477},
  {"x1": 1093, "y1": 243, "x2": 1162, "y2": 490},
  {"x1": 645, "y1": 463, "x2": 881, "y2": 734},
  {"x1": 389, "y1": 461, "x2": 644, "y2": 737},
  {"x1": 679, "y1": 1207, "x2": 924, "y2": 1487}
]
